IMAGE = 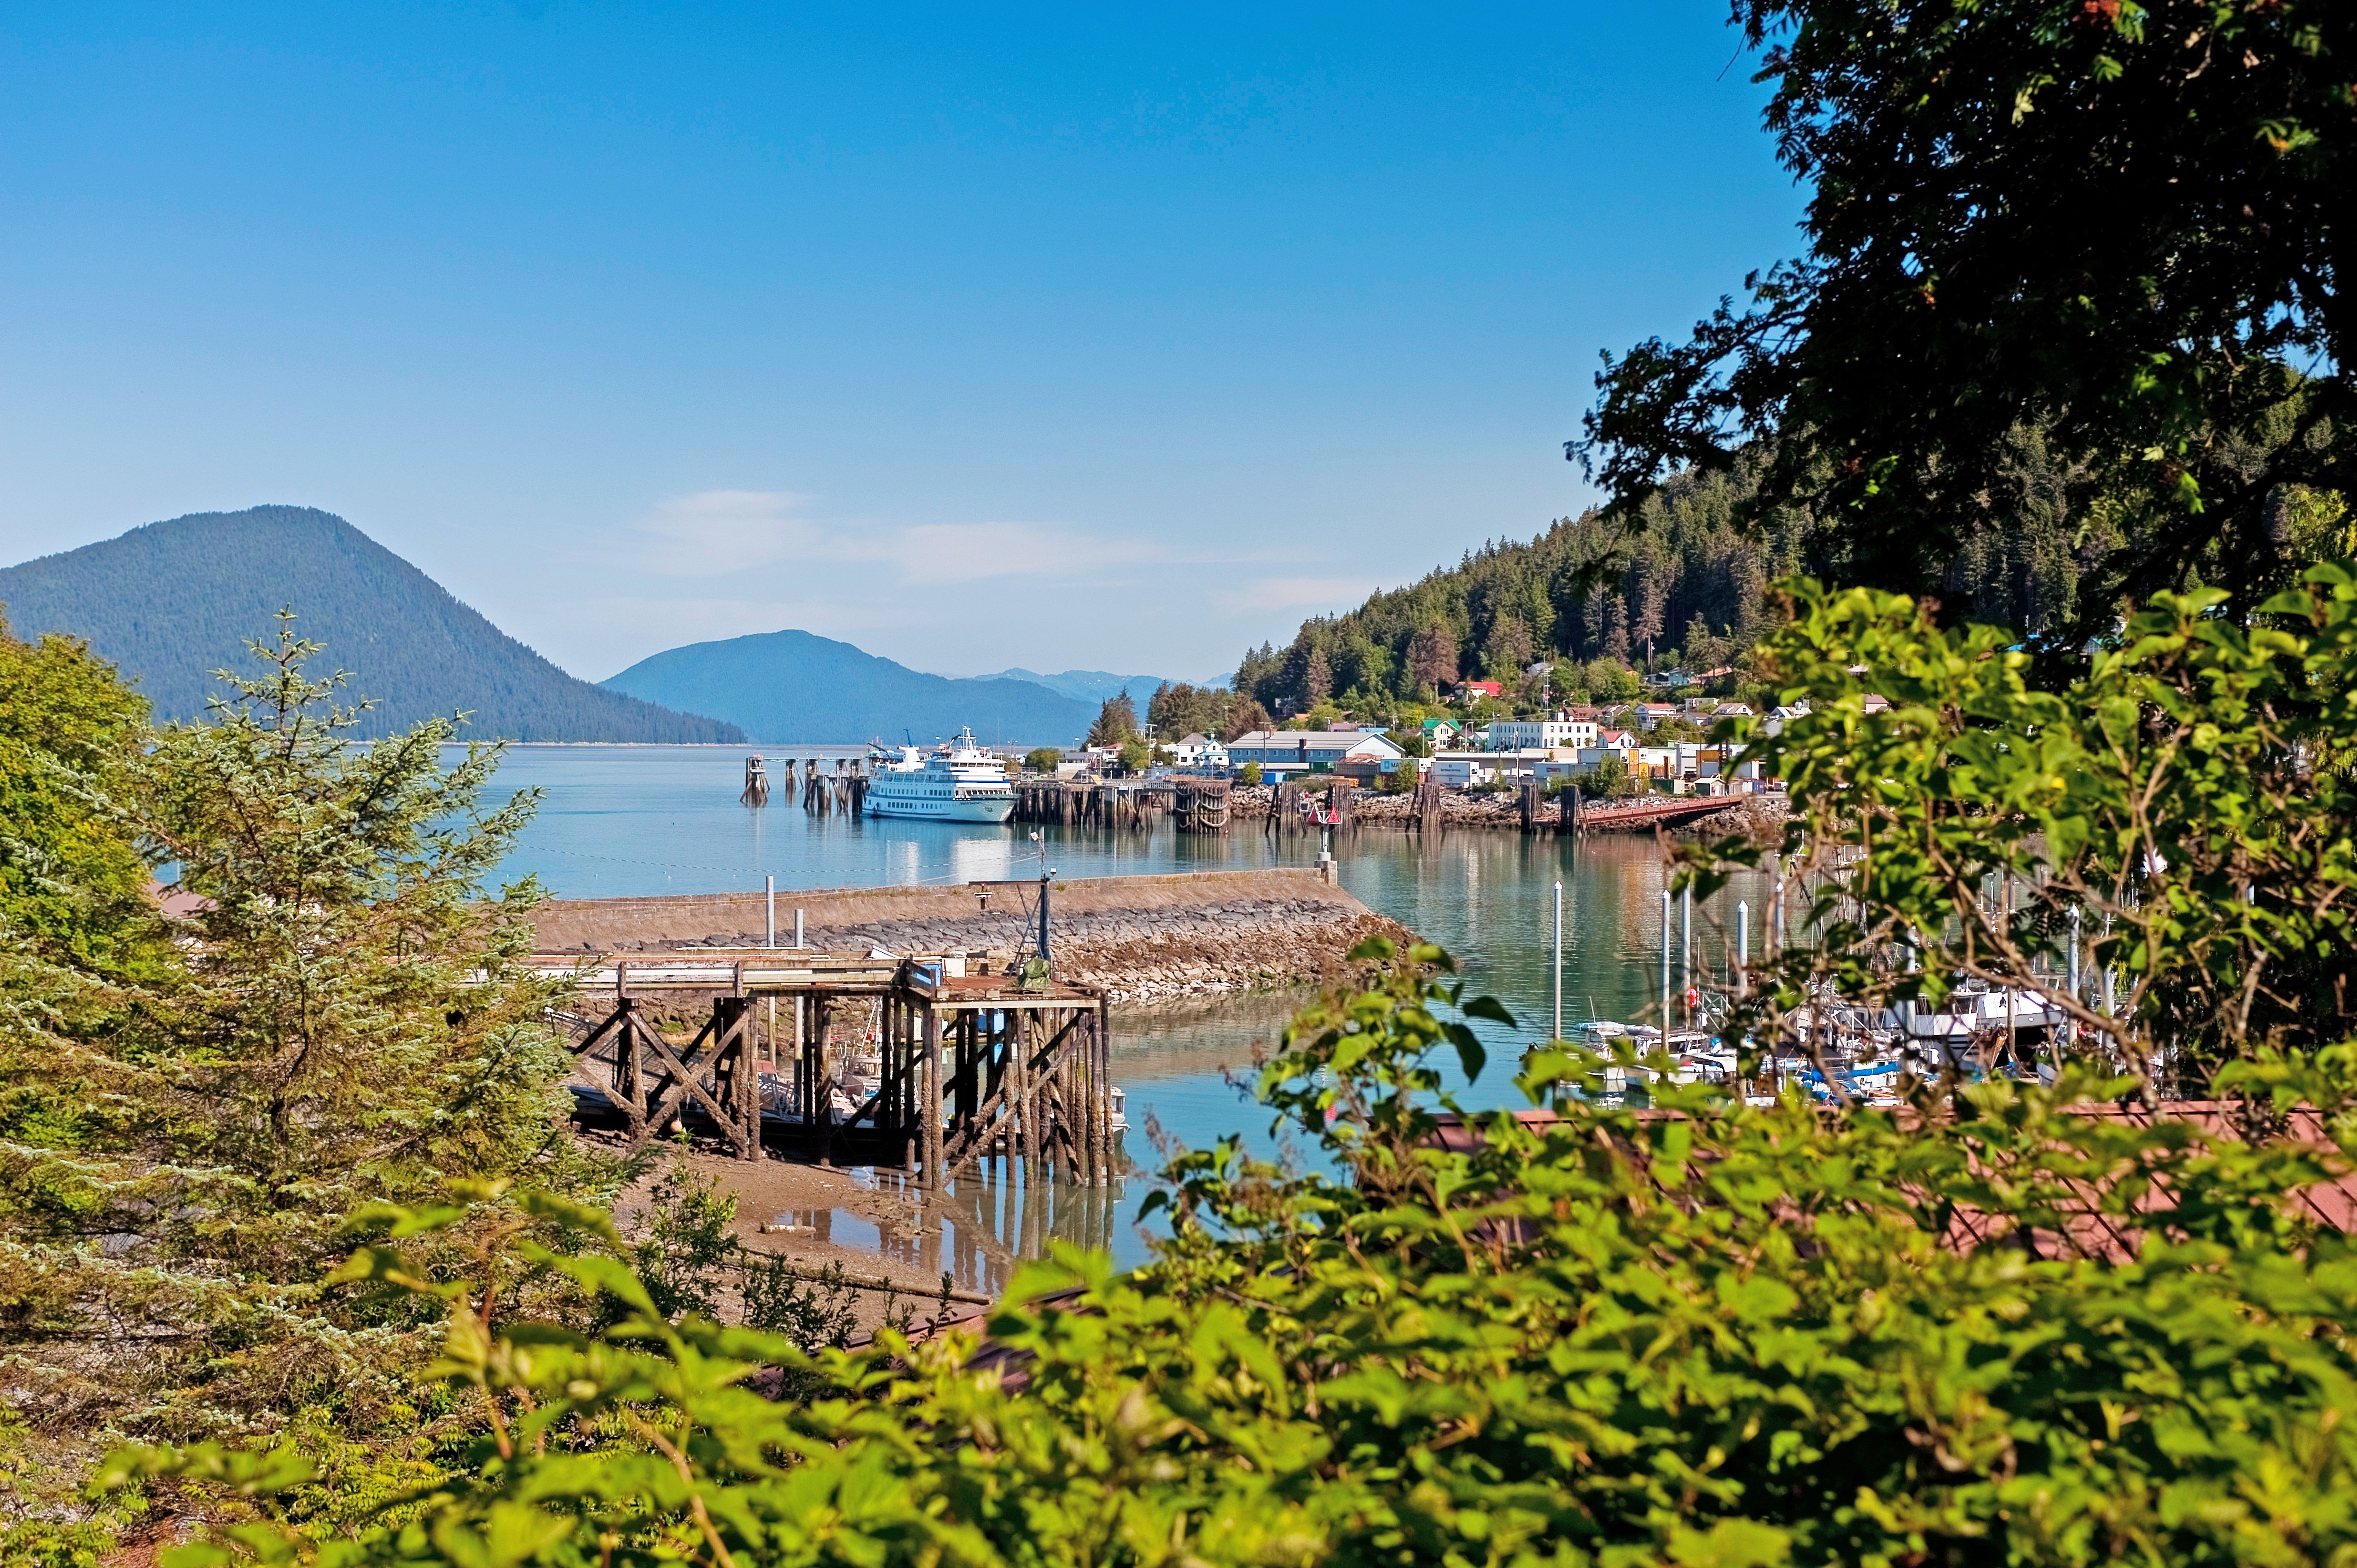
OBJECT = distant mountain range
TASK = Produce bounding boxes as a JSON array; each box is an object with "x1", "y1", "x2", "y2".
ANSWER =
[
  {"x1": 976, "y1": 668, "x2": 1187, "y2": 708},
  {"x1": 0, "y1": 506, "x2": 744, "y2": 743},
  {"x1": 605, "y1": 631, "x2": 1097, "y2": 746}
]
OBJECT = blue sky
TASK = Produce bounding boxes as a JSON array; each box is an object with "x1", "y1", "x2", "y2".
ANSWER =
[{"x1": 0, "y1": 3, "x2": 1799, "y2": 683}]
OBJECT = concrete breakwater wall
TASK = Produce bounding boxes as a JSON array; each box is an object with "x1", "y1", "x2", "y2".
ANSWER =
[{"x1": 530, "y1": 868, "x2": 1412, "y2": 1005}]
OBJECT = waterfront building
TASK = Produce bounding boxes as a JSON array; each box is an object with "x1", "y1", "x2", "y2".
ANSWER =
[
  {"x1": 1225, "y1": 729, "x2": 1405, "y2": 779},
  {"x1": 1429, "y1": 752, "x2": 1498, "y2": 788},
  {"x1": 1484, "y1": 712, "x2": 1599, "y2": 752}
]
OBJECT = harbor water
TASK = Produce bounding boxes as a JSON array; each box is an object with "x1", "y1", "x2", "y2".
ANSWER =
[{"x1": 470, "y1": 745, "x2": 1772, "y2": 1284}]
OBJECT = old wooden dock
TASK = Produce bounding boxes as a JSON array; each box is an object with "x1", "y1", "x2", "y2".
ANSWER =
[
  {"x1": 1013, "y1": 776, "x2": 1230, "y2": 832},
  {"x1": 529, "y1": 950, "x2": 1116, "y2": 1186}
]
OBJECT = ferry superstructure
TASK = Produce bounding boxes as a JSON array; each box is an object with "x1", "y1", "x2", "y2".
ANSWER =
[{"x1": 865, "y1": 729, "x2": 1017, "y2": 823}]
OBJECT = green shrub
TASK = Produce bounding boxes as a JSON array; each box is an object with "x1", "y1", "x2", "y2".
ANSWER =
[{"x1": 104, "y1": 934, "x2": 2357, "y2": 1568}]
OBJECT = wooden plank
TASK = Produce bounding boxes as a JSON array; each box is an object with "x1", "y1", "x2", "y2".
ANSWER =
[
  {"x1": 570, "y1": 1007, "x2": 628, "y2": 1060},
  {"x1": 635, "y1": 1014, "x2": 743, "y2": 1146}
]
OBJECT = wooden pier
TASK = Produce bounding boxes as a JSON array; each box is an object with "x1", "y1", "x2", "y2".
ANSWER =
[
  {"x1": 1013, "y1": 776, "x2": 1230, "y2": 833},
  {"x1": 532, "y1": 950, "x2": 1116, "y2": 1186}
]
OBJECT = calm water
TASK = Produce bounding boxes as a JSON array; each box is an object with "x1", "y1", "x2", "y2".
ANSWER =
[{"x1": 472, "y1": 746, "x2": 1769, "y2": 1284}]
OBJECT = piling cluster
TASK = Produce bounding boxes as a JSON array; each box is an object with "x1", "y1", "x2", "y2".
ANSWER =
[
  {"x1": 742, "y1": 756, "x2": 868, "y2": 816},
  {"x1": 1012, "y1": 777, "x2": 1230, "y2": 832}
]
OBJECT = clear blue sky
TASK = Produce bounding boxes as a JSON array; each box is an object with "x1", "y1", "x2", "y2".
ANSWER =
[{"x1": 0, "y1": 3, "x2": 1798, "y2": 683}]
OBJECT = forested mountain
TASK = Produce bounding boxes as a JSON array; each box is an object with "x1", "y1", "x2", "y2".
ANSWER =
[
  {"x1": 0, "y1": 506, "x2": 744, "y2": 742},
  {"x1": 1234, "y1": 439, "x2": 2106, "y2": 716},
  {"x1": 605, "y1": 630, "x2": 1096, "y2": 745}
]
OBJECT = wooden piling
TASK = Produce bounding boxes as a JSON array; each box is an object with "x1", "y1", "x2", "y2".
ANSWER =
[
  {"x1": 1095, "y1": 999, "x2": 1113, "y2": 1184},
  {"x1": 923, "y1": 1003, "x2": 943, "y2": 1187}
]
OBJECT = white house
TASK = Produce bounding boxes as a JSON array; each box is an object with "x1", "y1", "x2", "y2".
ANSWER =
[
  {"x1": 1166, "y1": 732, "x2": 1228, "y2": 770},
  {"x1": 1225, "y1": 729, "x2": 1405, "y2": 778}
]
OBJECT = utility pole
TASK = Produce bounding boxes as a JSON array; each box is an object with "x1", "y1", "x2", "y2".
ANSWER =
[{"x1": 1039, "y1": 869, "x2": 1054, "y2": 965}]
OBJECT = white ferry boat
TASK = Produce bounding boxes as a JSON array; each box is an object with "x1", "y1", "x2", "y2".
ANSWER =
[{"x1": 865, "y1": 729, "x2": 1017, "y2": 823}]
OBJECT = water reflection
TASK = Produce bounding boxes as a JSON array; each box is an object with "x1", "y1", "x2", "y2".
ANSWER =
[
  {"x1": 766, "y1": 1167, "x2": 1140, "y2": 1298},
  {"x1": 480, "y1": 747, "x2": 1780, "y2": 1273}
]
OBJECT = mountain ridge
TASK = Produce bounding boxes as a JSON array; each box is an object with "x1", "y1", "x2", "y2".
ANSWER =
[
  {"x1": 972, "y1": 667, "x2": 1180, "y2": 708},
  {"x1": 606, "y1": 630, "x2": 1096, "y2": 745},
  {"x1": 0, "y1": 506, "x2": 746, "y2": 743}
]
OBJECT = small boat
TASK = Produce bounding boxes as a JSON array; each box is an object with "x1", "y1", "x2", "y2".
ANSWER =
[
  {"x1": 1561, "y1": 1022, "x2": 1736, "y2": 1094},
  {"x1": 1879, "y1": 982, "x2": 2069, "y2": 1063},
  {"x1": 865, "y1": 728, "x2": 1017, "y2": 823}
]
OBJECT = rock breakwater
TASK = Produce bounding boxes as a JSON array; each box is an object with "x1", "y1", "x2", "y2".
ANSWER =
[{"x1": 530, "y1": 869, "x2": 1412, "y2": 1005}]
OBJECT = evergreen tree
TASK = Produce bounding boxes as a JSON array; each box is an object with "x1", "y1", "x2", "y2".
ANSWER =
[
  {"x1": 1405, "y1": 623, "x2": 1458, "y2": 694},
  {"x1": 1481, "y1": 615, "x2": 1533, "y2": 679},
  {"x1": 1300, "y1": 646, "x2": 1333, "y2": 706},
  {"x1": 1085, "y1": 692, "x2": 1139, "y2": 747},
  {"x1": 0, "y1": 617, "x2": 588, "y2": 1510}
]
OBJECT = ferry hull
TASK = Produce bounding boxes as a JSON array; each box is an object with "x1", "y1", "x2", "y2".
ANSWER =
[
  {"x1": 865, "y1": 793, "x2": 1016, "y2": 824},
  {"x1": 865, "y1": 727, "x2": 1016, "y2": 823}
]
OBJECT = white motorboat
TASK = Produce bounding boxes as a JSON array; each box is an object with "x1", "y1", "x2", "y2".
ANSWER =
[
  {"x1": 1881, "y1": 983, "x2": 2068, "y2": 1058},
  {"x1": 865, "y1": 728, "x2": 1017, "y2": 823}
]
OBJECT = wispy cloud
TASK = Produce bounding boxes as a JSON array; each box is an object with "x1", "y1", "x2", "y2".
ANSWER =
[
  {"x1": 633, "y1": 490, "x2": 819, "y2": 573},
  {"x1": 895, "y1": 522, "x2": 1164, "y2": 584},
  {"x1": 1216, "y1": 575, "x2": 1377, "y2": 614},
  {"x1": 630, "y1": 490, "x2": 1167, "y2": 587}
]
